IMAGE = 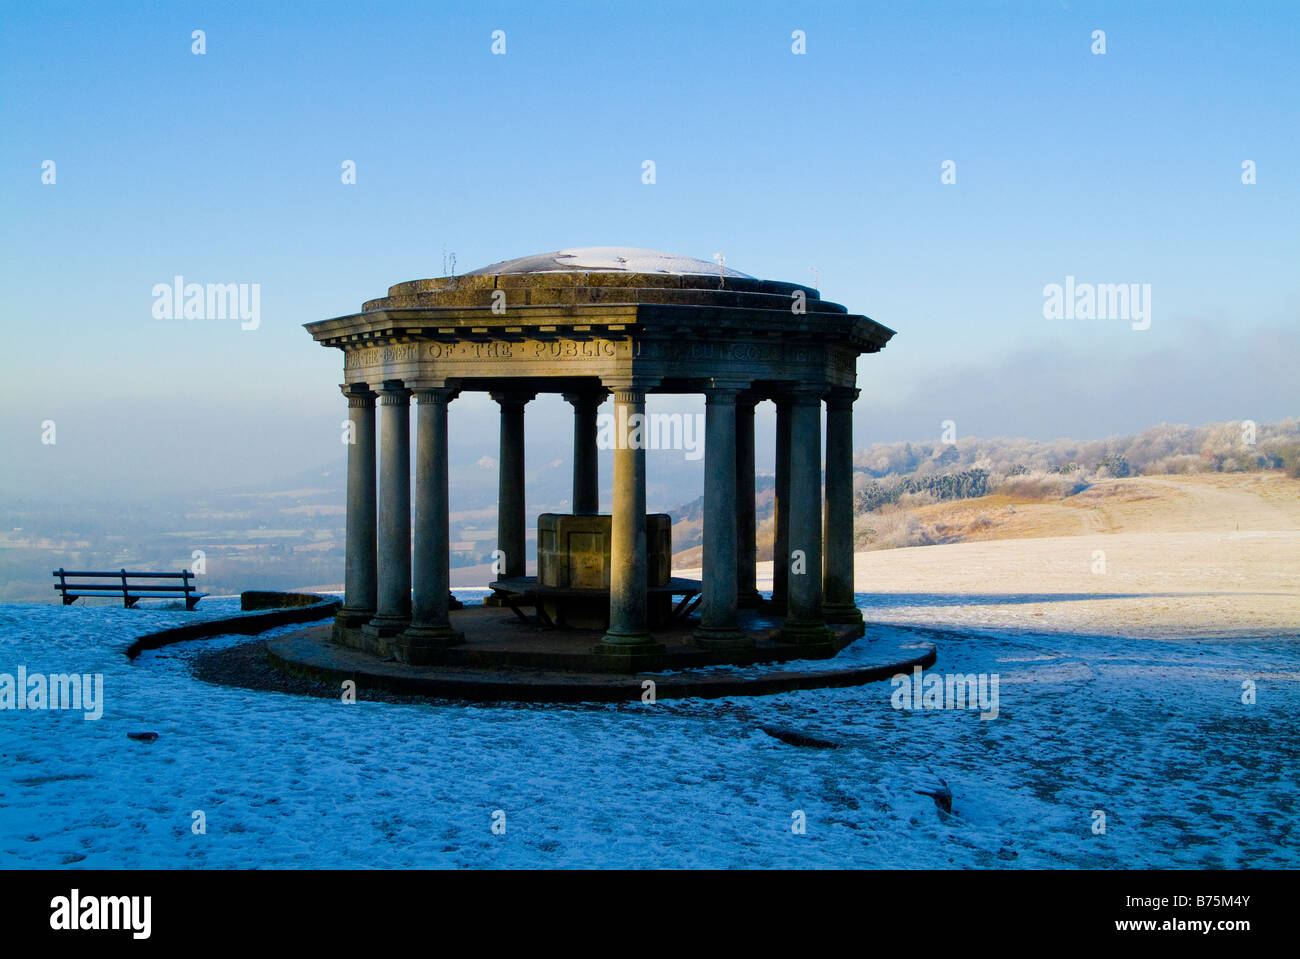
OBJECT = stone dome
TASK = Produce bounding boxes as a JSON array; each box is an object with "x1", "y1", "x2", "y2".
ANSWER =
[
  {"x1": 308, "y1": 247, "x2": 895, "y2": 360},
  {"x1": 464, "y1": 246, "x2": 754, "y2": 279}
]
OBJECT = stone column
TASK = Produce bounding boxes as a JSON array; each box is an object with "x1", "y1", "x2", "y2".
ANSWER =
[
  {"x1": 490, "y1": 390, "x2": 535, "y2": 581},
  {"x1": 823, "y1": 387, "x2": 863, "y2": 630},
  {"x1": 364, "y1": 380, "x2": 412, "y2": 640},
  {"x1": 598, "y1": 382, "x2": 663, "y2": 659},
  {"x1": 778, "y1": 388, "x2": 831, "y2": 647},
  {"x1": 337, "y1": 384, "x2": 377, "y2": 628},
  {"x1": 563, "y1": 389, "x2": 604, "y2": 514},
  {"x1": 735, "y1": 394, "x2": 760, "y2": 608},
  {"x1": 695, "y1": 385, "x2": 749, "y2": 648},
  {"x1": 771, "y1": 395, "x2": 792, "y2": 609},
  {"x1": 396, "y1": 386, "x2": 464, "y2": 662}
]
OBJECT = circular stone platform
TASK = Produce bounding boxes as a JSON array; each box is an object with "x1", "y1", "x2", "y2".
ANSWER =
[{"x1": 267, "y1": 606, "x2": 937, "y2": 702}]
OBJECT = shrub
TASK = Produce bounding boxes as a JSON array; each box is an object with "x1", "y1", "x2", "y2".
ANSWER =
[
  {"x1": 1144, "y1": 454, "x2": 1203, "y2": 475},
  {"x1": 1098, "y1": 452, "x2": 1131, "y2": 478},
  {"x1": 995, "y1": 471, "x2": 1090, "y2": 501},
  {"x1": 862, "y1": 506, "x2": 935, "y2": 550}
]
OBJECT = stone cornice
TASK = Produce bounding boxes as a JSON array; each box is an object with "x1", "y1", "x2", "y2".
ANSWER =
[
  {"x1": 380, "y1": 271, "x2": 818, "y2": 300},
  {"x1": 305, "y1": 302, "x2": 894, "y2": 354},
  {"x1": 307, "y1": 267, "x2": 895, "y2": 395}
]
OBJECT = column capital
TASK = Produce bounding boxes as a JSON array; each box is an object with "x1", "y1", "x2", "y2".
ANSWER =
[
  {"x1": 489, "y1": 389, "x2": 536, "y2": 408},
  {"x1": 376, "y1": 380, "x2": 411, "y2": 406},
  {"x1": 787, "y1": 385, "x2": 825, "y2": 406},
  {"x1": 825, "y1": 387, "x2": 860, "y2": 410},
  {"x1": 702, "y1": 379, "x2": 749, "y2": 403},
  {"x1": 767, "y1": 386, "x2": 822, "y2": 408},
  {"x1": 561, "y1": 389, "x2": 608, "y2": 411},
  {"x1": 601, "y1": 376, "x2": 660, "y2": 398},
  {"x1": 340, "y1": 383, "x2": 376, "y2": 407},
  {"x1": 413, "y1": 386, "x2": 460, "y2": 405}
]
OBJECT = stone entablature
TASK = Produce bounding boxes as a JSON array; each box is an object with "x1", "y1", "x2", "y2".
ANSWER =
[
  {"x1": 331, "y1": 337, "x2": 860, "y2": 391},
  {"x1": 305, "y1": 271, "x2": 892, "y2": 394}
]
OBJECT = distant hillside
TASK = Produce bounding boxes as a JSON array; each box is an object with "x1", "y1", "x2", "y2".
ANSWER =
[
  {"x1": 855, "y1": 419, "x2": 1300, "y2": 484},
  {"x1": 849, "y1": 418, "x2": 1300, "y2": 552},
  {"x1": 668, "y1": 418, "x2": 1300, "y2": 569},
  {"x1": 853, "y1": 471, "x2": 1300, "y2": 552},
  {"x1": 667, "y1": 478, "x2": 774, "y2": 569},
  {"x1": 5, "y1": 418, "x2": 1295, "y2": 600}
]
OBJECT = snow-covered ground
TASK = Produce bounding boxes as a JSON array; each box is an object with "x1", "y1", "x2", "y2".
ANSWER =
[{"x1": 0, "y1": 594, "x2": 1295, "y2": 868}]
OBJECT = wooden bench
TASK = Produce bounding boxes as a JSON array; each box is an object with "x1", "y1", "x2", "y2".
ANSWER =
[{"x1": 52, "y1": 568, "x2": 208, "y2": 610}]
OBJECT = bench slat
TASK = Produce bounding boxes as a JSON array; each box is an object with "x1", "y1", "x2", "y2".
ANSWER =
[
  {"x1": 52, "y1": 584, "x2": 202, "y2": 592},
  {"x1": 52, "y1": 568, "x2": 206, "y2": 609},
  {"x1": 61, "y1": 592, "x2": 210, "y2": 598},
  {"x1": 53, "y1": 570, "x2": 198, "y2": 579}
]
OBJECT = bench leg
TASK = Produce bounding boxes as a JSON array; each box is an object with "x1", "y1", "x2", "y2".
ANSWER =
[{"x1": 676, "y1": 595, "x2": 702, "y2": 622}]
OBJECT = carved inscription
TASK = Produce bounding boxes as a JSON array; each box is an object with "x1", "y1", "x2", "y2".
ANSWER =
[
  {"x1": 830, "y1": 350, "x2": 856, "y2": 379},
  {"x1": 344, "y1": 338, "x2": 619, "y2": 369},
  {"x1": 652, "y1": 342, "x2": 810, "y2": 363},
  {"x1": 344, "y1": 343, "x2": 419, "y2": 368},
  {"x1": 533, "y1": 340, "x2": 617, "y2": 359}
]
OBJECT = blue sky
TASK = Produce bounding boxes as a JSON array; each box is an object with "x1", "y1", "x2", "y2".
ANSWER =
[{"x1": 1, "y1": 0, "x2": 1296, "y2": 494}]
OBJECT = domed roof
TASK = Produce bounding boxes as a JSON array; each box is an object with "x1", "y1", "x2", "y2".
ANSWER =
[{"x1": 464, "y1": 246, "x2": 754, "y2": 279}]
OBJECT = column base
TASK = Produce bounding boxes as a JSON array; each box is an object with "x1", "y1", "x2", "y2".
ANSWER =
[
  {"x1": 761, "y1": 598, "x2": 788, "y2": 617},
  {"x1": 598, "y1": 627, "x2": 659, "y2": 646},
  {"x1": 392, "y1": 625, "x2": 465, "y2": 664},
  {"x1": 362, "y1": 615, "x2": 411, "y2": 639},
  {"x1": 737, "y1": 590, "x2": 764, "y2": 609},
  {"x1": 335, "y1": 607, "x2": 375, "y2": 628},
  {"x1": 448, "y1": 593, "x2": 464, "y2": 611},
  {"x1": 823, "y1": 604, "x2": 864, "y2": 629},
  {"x1": 777, "y1": 621, "x2": 834, "y2": 649},
  {"x1": 693, "y1": 626, "x2": 754, "y2": 650},
  {"x1": 331, "y1": 620, "x2": 370, "y2": 653},
  {"x1": 593, "y1": 636, "x2": 666, "y2": 668}
]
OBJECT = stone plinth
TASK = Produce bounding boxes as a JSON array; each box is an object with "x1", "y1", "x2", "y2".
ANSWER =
[{"x1": 537, "y1": 512, "x2": 671, "y2": 628}]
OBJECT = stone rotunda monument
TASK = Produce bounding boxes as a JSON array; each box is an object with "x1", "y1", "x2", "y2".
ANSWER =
[{"x1": 303, "y1": 247, "x2": 895, "y2": 674}]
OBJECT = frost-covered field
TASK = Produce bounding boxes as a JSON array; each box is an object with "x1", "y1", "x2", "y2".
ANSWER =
[{"x1": 1, "y1": 594, "x2": 1296, "y2": 868}]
